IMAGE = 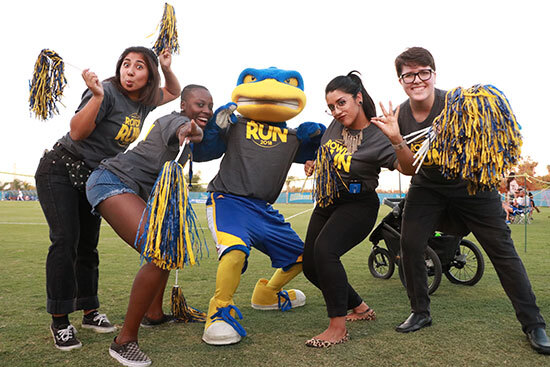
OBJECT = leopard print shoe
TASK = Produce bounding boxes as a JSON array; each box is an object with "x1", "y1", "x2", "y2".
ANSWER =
[
  {"x1": 345, "y1": 307, "x2": 376, "y2": 322},
  {"x1": 305, "y1": 331, "x2": 350, "y2": 348}
]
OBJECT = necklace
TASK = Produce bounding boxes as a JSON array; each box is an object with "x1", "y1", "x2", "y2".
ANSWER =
[{"x1": 341, "y1": 127, "x2": 362, "y2": 154}]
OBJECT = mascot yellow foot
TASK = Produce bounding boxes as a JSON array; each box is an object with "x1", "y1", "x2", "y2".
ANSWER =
[
  {"x1": 202, "y1": 297, "x2": 246, "y2": 345},
  {"x1": 251, "y1": 278, "x2": 306, "y2": 311}
]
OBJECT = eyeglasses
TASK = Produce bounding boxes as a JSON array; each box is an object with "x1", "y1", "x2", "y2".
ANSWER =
[
  {"x1": 400, "y1": 69, "x2": 434, "y2": 84},
  {"x1": 325, "y1": 97, "x2": 350, "y2": 116}
]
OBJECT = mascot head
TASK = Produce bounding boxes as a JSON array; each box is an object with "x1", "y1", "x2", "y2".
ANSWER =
[{"x1": 231, "y1": 67, "x2": 306, "y2": 123}]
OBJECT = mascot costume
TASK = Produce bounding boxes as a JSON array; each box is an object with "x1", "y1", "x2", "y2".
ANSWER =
[{"x1": 193, "y1": 67, "x2": 325, "y2": 345}]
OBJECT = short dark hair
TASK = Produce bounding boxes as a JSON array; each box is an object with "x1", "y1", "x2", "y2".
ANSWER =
[
  {"x1": 394, "y1": 47, "x2": 436, "y2": 77},
  {"x1": 506, "y1": 176, "x2": 517, "y2": 191},
  {"x1": 107, "y1": 46, "x2": 161, "y2": 106},
  {"x1": 325, "y1": 71, "x2": 376, "y2": 119},
  {"x1": 181, "y1": 84, "x2": 209, "y2": 100}
]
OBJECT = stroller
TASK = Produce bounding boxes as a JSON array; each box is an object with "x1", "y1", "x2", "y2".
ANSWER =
[{"x1": 367, "y1": 198, "x2": 485, "y2": 295}]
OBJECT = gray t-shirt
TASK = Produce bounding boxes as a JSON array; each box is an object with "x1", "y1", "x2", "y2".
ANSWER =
[
  {"x1": 58, "y1": 81, "x2": 157, "y2": 169},
  {"x1": 100, "y1": 112, "x2": 192, "y2": 201},
  {"x1": 320, "y1": 120, "x2": 397, "y2": 192},
  {"x1": 398, "y1": 88, "x2": 464, "y2": 187},
  {"x1": 206, "y1": 117, "x2": 301, "y2": 203}
]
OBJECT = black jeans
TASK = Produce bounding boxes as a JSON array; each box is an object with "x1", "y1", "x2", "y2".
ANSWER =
[
  {"x1": 303, "y1": 191, "x2": 379, "y2": 318},
  {"x1": 401, "y1": 182, "x2": 546, "y2": 333},
  {"x1": 35, "y1": 148, "x2": 101, "y2": 315}
]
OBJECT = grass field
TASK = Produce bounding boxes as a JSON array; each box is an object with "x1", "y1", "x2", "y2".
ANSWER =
[{"x1": 0, "y1": 201, "x2": 549, "y2": 366}]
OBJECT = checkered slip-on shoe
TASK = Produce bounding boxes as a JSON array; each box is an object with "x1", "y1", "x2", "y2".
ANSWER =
[
  {"x1": 109, "y1": 338, "x2": 151, "y2": 367},
  {"x1": 50, "y1": 324, "x2": 82, "y2": 351}
]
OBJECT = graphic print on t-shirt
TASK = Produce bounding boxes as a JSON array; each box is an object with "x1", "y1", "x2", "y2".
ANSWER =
[
  {"x1": 114, "y1": 112, "x2": 142, "y2": 147},
  {"x1": 408, "y1": 135, "x2": 440, "y2": 167},
  {"x1": 323, "y1": 139, "x2": 351, "y2": 173},
  {"x1": 245, "y1": 120, "x2": 288, "y2": 148}
]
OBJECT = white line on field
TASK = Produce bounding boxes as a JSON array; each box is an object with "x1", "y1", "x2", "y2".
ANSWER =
[
  {"x1": 0, "y1": 222, "x2": 209, "y2": 230},
  {"x1": 285, "y1": 207, "x2": 314, "y2": 220}
]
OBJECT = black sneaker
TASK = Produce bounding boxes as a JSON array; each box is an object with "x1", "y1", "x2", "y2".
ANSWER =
[
  {"x1": 140, "y1": 314, "x2": 175, "y2": 328},
  {"x1": 82, "y1": 311, "x2": 116, "y2": 333},
  {"x1": 109, "y1": 338, "x2": 151, "y2": 367},
  {"x1": 50, "y1": 324, "x2": 82, "y2": 351}
]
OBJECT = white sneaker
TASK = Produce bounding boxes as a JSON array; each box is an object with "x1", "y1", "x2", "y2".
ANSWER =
[{"x1": 202, "y1": 321, "x2": 242, "y2": 345}]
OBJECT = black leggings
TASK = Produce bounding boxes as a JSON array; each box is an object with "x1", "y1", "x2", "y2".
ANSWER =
[{"x1": 303, "y1": 191, "x2": 379, "y2": 318}]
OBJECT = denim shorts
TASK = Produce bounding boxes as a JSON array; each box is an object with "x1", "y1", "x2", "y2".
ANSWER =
[{"x1": 86, "y1": 168, "x2": 137, "y2": 215}]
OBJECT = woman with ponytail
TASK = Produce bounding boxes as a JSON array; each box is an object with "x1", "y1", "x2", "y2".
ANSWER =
[{"x1": 302, "y1": 71, "x2": 414, "y2": 348}]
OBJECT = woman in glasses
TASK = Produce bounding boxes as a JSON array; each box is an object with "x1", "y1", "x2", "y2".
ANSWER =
[
  {"x1": 302, "y1": 71, "x2": 415, "y2": 348},
  {"x1": 375, "y1": 46, "x2": 549, "y2": 356}
]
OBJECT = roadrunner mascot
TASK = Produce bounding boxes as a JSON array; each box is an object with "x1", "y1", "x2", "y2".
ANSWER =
[{"x1": 193, "y1": 67, "x2": 325, "y2": 345}]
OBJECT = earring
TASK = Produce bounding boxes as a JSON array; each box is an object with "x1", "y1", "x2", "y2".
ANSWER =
[{"x1": 359, "y1": 101, "x2": 363, "y2": 105}]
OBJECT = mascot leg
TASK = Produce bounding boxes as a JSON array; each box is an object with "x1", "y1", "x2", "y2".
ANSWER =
[
  {"x1": 202, "y1": 250, "x2": 247, "y2": 345},
  {"x1": 251, "y1": 263, "x2": 306, "y2": 311}
]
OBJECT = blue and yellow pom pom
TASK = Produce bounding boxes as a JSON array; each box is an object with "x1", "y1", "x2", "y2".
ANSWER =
[
  {"x1": 152, "y1": 3, "x2": 180, "y2": 55},
  {"x1": 135, "y1": 155, "x2": 204, "y2": 270},
  {"x1": 28, "y1": 49, "x2": 67, "y2": 120},
  {"x1": 432, "y1": 85, "x2": 522, "y2": 194},
  {"x1": 313, "y1": 144, "x2": 342, "y2": 207}
]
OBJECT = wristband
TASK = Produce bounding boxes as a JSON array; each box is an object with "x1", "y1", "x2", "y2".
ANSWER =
[{"x1": 392, "y1": 140, "x2": 407, "y2": 150}]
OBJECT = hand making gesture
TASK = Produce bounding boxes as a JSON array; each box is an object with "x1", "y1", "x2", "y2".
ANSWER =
[{"x1": 370, "y1": 101, "x2": 402, "y2": 144}]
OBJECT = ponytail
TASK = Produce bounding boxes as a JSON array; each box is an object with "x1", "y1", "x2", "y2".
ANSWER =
[{"x1": 325, "y1": 71, "x2": 376, "y2": 119}]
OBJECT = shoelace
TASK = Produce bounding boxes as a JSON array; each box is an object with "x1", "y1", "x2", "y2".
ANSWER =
[
  {"x1": 277, "y1": 290, "x2": 292, "y2": 312},
  {"x1": 57, "y1": 325, "x2": 76, "y2": 342},
  {"x1": 92, "y1": 313, "x2": 109, "y2": 325},
  {"x1": 211, "y1": 305, "x2": 246, "y2": 337}
]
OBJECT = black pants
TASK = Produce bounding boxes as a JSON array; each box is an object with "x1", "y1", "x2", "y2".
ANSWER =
[
  {"x1": 401, "y1": 182, "x2": 546, "y2": 333},
  {"x1": 303, "y1": 191, "x2": 379, "y2": 318},
  {"x1": 35, "y1": 148, "x2": 101, "y2": 315}
]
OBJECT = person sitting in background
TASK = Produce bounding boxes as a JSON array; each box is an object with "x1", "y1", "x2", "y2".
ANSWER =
[
  {"x1": 502, "y1": 197, "x2": 515, "y2": 224},
  {"x1": 514, "y1": 188, "x2": 528, "y2": 209}
]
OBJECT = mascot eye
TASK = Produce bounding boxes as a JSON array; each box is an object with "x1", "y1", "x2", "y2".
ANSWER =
[
  {"x1": 243, "y1": 75, "x2": 257, "y2": 83},
  {"x1": 284, "y1": 78, "x2": 299, "y2": 87}
]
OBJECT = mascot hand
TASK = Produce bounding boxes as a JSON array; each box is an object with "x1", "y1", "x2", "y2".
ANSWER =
[
  {"x1": 297, "y1": 122, "x2": 326, "y2": 143},
  {"x1": 213, "y1": 102, "x2": 238, "y2": 129}
]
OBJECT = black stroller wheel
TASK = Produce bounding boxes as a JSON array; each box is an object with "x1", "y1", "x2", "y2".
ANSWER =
[
  {"x1": 368, "y1": 247, "x2": 395, "y2": 279},
  {"x1": 398, "y1": 246, "x2": 442, "y2": 295},
  {"x1": 445, "y1": 239, "x2": 485, "y2": 286}
]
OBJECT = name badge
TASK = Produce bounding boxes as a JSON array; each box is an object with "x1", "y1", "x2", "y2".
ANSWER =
[{"x1": 349, "y1": 181, "x2": 361, "y2": 194}]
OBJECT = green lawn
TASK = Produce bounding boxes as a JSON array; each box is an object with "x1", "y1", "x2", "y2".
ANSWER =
[{"x1": 0, "y1": 201, "x2": 549, "y2": 366}]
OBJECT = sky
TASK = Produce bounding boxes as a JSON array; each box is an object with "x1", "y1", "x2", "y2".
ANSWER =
[{"x1": 2, "y1": 0, "x2": 549, "y2": 191}]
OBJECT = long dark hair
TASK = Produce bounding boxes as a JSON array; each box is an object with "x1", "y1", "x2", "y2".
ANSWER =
[
  {"x1": 325, "y1": 71, "x2": 376, "y2": 119},
  {"x1": 107, "y1": 46, "x2": 161, "y2": 106}
]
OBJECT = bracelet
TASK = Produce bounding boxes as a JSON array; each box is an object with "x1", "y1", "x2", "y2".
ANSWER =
[{"x1": 392, "y1": 140, "x2": 407, "y2": 150}]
